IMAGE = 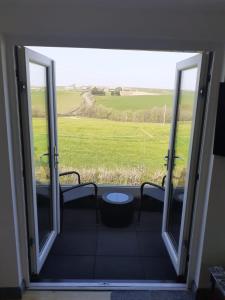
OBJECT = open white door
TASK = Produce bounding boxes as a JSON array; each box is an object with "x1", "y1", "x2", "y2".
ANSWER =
[
  {"x1": 16, "y1": 47, "x2": 59, "y2": 275},
  {"x1": 162, "y1": 53, "x2": 210, "y2": 276}
]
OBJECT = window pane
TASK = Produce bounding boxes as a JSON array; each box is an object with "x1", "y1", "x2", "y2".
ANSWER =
[
  {"x1": 29, "y1": 62, "x2": 53, "y2": 251},
  {"x1": 167, "y1": 67, "x2": 198, "y2": 251}
]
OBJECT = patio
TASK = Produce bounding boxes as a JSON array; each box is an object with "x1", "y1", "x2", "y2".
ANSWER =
[{"x1": 34, "y1": 186, "x2": 178, "y2": 282}]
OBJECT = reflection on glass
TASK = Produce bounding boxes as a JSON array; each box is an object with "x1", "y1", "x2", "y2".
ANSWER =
[
  {"x1": 167, "y1": 67, "x2": 198, "y2": 251},
  {"x1": 29, "y1": 62, "x2": 52, "y2": 251}
]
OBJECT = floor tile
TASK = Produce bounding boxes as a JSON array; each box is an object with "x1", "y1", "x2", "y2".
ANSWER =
[
  {"x1": 137, "y1": 212, "x2": 162, "y2": 232},
  {"x1": 98, "y1": 220, "x2": 137, "y2": 231},
  {"x1": 51, "y1": 231, "x2": 96, "y2": 255},
  {"x1": 137, "y1": 232, "x2": 167, "y2": 257},
  {"x1": 140, "y1": 257, "x2": 177, "y2": 280},
  {"x1": 111, "y1": 291, "x2": 193, "y2": 300},
  {"x1": 97, "y1": 231, "x2": 138, "y2": 256},
  {"x1": 53, "y1": 291, "x2": 111, "y2": 300},
  {"x1": 23, "y1": 291, "x2": 111, "y2": 300},
  {"x1": 36, "y1": 208, "x2": 177, "y2": 281},
  {"x1": 95, "y1": 256, "x2": 144, "y2": 279},
  {"x1": 39, "y1": 255, "x2": 95, "y2": 279},
  {"x1": 63, "y1": 209, "x2": 97, "y2": 230}
]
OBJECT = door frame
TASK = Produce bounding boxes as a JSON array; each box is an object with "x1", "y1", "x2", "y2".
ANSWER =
[
  {"x1": 3, "y1": 34, "x2": 220, "y2": 289},
  {"x1": 16, "y1": 46, "x2": 59, "y2": 274},
  {"x1": 162, "y1": 54, "x2": 211, "y2": 276}
]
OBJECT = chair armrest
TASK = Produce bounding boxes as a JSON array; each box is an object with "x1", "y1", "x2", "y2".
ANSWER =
[
  {"x1": 162, "y1": 175, "x2": 166, "y2": 188},
  {"x1": 61, "y1": 182, "x2": 97, "y2": 197},
  {"x1": 141, "y1": 181, "x2": 165, "y2": 198},
  {"x1": 59, "y1": 171, "x2": 81, "y2": 184}
]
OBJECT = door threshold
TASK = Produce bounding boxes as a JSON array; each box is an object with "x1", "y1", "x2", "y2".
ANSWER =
[{"x1": 29, "y1": 281, "x2": 187, "y2": 290}]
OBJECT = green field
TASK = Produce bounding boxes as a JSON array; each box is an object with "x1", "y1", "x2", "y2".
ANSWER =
[
  {"x1": 95, "y1": 94, "x2": 173, "y2": 111},
  {"x1": 31, "y1": 89, "x2": 82, "y2": 115},
  {"x1": 33, "y1": 117, "x2": 191, "y2": 185},
  {"x1": 96, "y1": 91, "x2": 193, "y2": 111},
  {"x1": 56, "y1": 90, "x2": 82, "y2": 114},
  {"x1": 31, "y1": 89, "x2": 193, "y2": 122},
  {"x1": 31, "y1": 88, "x2": 193, "y2": 185}
]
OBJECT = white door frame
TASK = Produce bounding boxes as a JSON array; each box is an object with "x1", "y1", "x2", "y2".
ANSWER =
[
  {"x1": 2, "y1": 35, "x2": 222, "y2": 289},
  {"x1": 162, "y1": 54, "x2": 210, "y2": 276},
  {"x1": 16, "y1": 46, "x2": 59, "y2": 274}
]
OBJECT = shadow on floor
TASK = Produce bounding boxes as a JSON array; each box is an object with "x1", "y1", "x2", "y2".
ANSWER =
[{"x1": 35, "y1": 195, "x2": 177, "y2": 282}]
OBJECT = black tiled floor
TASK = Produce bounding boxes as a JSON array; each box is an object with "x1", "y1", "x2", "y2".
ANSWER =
[
  {"x1": 99, "y1": 220, "x2": 137, "y2": 231},
  {"x1": 95, "y1": 256, "x2": 143, "y2": 279},
  {"x1": 51, "y1": 231, "x2": 97, "y2": 255},
  {"x1": 140, "y1": 257, "x2": 177, "y2": 280},
  {"x1": 40, "y1": 255, "x2": 95, "y2": 279},
  {"x1": 137, "y1": 232, "x2": 168, "y2": 257},
  {"x1": 136, "y1": 212, "x2": 163, "y2": 232},
  {"x1": 97, "y1": 231, "x2": 138, "y2": 256},
  {"x1": 111, "y1": 291, "x2": 194, "y2": 300},
  {"x1": 62, "y1": 208, "x2": 97, "y2": 230},
  {"x1": 38, "y1": 207, "x2": 177, "y2": 281}
]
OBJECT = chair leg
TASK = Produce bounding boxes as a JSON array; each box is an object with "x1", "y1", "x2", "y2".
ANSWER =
[
  {"x1": 60, "y1": 206, "x2": 64, "y2": 233},
  {"x1": 60, "y1": 191, "x2": 64, "y2": 233},
  {"x1": 138, "y1": 189, "x2": 144, "y2": 223},
  {"x1": 96, "y1": 203, "x2": 99, "y2": 224},
  {"x1": 137, "y1": 203, "x2": 142, "y2": 223},
  {"x1": 94, "y1": 185, "x2": 99, "y2": 224}
]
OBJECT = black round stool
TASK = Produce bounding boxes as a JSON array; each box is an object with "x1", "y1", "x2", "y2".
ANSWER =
[{"x1": 100, "y1": 192, "x2": 134, "y2": 227}]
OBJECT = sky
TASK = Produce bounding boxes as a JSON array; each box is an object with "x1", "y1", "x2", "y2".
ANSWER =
[{"x1": 28, "y1": 47, "x2": 197, "y2": 89}]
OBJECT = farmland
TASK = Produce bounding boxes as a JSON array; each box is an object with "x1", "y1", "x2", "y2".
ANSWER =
[
  {"x1": 31, "y1": 88, "x2": 193, "y2": 185},
  {"x1": 95, "y1": 94, "x2": 173, "y2": 111},
  {"x1": 31, "y1": 89, "x2": 82, "y2": 115}
]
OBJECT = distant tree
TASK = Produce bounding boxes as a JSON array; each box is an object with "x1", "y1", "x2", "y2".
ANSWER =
[
  {"x1": 114, "y1": 87, "x2": 122, "y2": 96},
  {"x1": 111, "y1": 87, "x2": 122, "y2": 96},
  {"x1": 91, "y1": 87, "x2": 105, "y2": 96}
]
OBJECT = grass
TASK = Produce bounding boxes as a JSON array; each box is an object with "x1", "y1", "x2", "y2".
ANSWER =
[
  {"x1": 30, "y1": 88, "x2": 194, "y2": 185},
  {"x1": 95, "y1": 91, "x2": 194, "y2": 112},
  {"x1": 95, "y1": 94, "x2": 173, "y2": 111},
  {"x1": 31, "y1": 89, "x2": 194, "y2": 114},
  {"x1": 31, "y1": 89, "x2": 83, "y2": 115},
  {"x1": 33, "y1": 117, "x2": 191, "y2": 185},
  {"x1": 56, "y1": 90, "x2": 82, "y2": 114}
]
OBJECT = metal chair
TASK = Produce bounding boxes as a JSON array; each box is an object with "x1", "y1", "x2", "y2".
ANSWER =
[
  {"x1": 59, "y1": 171, "x2": 98, "y2": 231},
  {"x1": 138, "y1": 175, "x2": 185, "y2": 223},
  {"x1": 138, "y1": 176, "x2": 166, "y2": 223}
]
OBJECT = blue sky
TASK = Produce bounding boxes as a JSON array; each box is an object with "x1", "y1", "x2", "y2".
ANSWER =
[{"x1": 29, "y1": 47, "x2": 197, "y2": 89}]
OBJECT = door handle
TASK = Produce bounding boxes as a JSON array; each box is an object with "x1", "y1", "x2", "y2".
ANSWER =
[
  {"x1": 40, "y1": 153, "x2": 49, "y2": 159},
  {"x1": 164, "y1": 150, "x2": 170, "y2": 170},
  {"x1": 54, "y1": 145, "x2": 59, "y2": 168},
  {"x1": 174, "y1": 155, "x2": 184, "y2": 160}
]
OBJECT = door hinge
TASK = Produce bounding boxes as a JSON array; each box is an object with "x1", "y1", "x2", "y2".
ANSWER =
[
  {"x1": 22, "y1": 167, "x2": 25, "y2": 178},
  {"x1": 29, "y1": 238, "x2": 34, "y2": 247},
  {"x1": 207, "y1": 73, "x2": 211, "y2": 83},
  {"x1": 186, "y1": 254, "x2": 190, "y2": 263},
  {"x1": 183, "y1": 239, "x2": 190, "y2": 263},
  {"x1": 199, "y1": 87, "x2": 206, "y2": 97},
  {"x1": 196, "y1": 172, "x2": 199, "y2": 181},
  {"x1": 183, "y1": 239, "x2": 189, "y2": 251},
  {"x1": 18, "y1": 81, "x2": 27, "y2": 92},
  {"x1": 54, "y1": 145, "x2": 59, "y2": 168}
]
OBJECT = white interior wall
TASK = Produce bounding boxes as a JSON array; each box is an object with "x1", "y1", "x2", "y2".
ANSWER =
[
  {"x1": 0, "y1": 0, "x2": 225, "y2": 44},
  {"x1": 0, "y1": 35, "x2": 22, "y2": 288},
  {"x1": 199, "y1": 156, "x2": 225, "y2": 286},
  {"x1": 0, "y1": 0, "x2": 225, "y2": 291},
  {"x1": 197, "y1": 52, "x2": 225, "y2": 288}
]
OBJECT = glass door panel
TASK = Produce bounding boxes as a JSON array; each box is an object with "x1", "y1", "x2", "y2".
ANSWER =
[
  {"x1": 17, "y1": 47, "x2": 58, "y2": 274},
  {"x1": 162, "y1": 53, "x2": 210, "y2": 276},
  {"x1": 167, "y1": 67, "x2": 198, "y2": 251},
  {"x1": 29, "y1": 62, "x2": 53, "y2": 251}
]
